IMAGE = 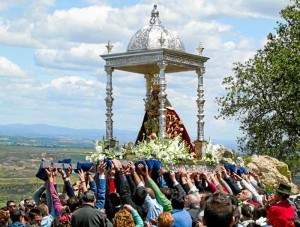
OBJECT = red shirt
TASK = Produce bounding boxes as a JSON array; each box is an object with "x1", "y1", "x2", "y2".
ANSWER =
[{"x1": 267, "y1": 199, "x2": 295, "y2": 227}]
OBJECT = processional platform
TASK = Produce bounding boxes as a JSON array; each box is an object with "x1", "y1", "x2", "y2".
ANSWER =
[{"x1": 100, "y1": 5, "x2": 209, "y2": 157}]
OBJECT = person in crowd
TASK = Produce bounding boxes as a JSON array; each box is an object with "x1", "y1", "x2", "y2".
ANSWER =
[
  {"x1": 157, "y1": 212, "x2": 174, "y2": 227},
  {"x1": 27, "y1": 208, "x2": 43, "y2": 226},
  {"x1": 240, "y1": 203, "x2": 255, "y2": 226},
  {"x1": 9, "y1": 209, "x2": 26, "y2": 227},
  {"x1": 0, "y1": 210, "x2": 10, "y2": 227},
  {"x1": 6, "y1": 201, "x2": 17, "y2": 213},
  {"x1": 266, "y1": 183, "x2": 295, "y2": 227},
  {"x1": 113, "y1": 204, "x2": 143, "y2": 227},
  {"x1": 170, "y1": 190, "x2": 192, "y2": 227},
  {"x1": 203, "y1": 192, "x2": 234, "y2": 227},
  {"x1": 70, "y1": 190, "x2": 112, "y2": 227},
  {"x1": 6, "y1": 157, "x2": 298, "y2": 227},
  {"x1": 184, "y1": 194, "x2": 201, "y2": 227}
]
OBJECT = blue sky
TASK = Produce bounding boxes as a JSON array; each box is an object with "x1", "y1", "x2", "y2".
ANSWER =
[{"x1": 0, "y1": 0, "x2": 290, "y2": 145}]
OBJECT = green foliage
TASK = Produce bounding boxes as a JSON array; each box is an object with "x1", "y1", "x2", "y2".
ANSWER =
[
  {"x1": 243, "y1": 156, "x2": 253, "y2": 166},
  {"x1": 216, "y1": 0, "x2": 300, "y2": 176}
]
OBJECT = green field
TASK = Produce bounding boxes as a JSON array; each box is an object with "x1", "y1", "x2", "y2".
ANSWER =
[{"x1": 0, "y1": 145, "x2": 94, "y2": 208}]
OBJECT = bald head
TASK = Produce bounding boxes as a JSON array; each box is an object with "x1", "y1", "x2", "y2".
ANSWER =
[{"x1": 185, "y1": 194, "x2": 200, "y2": 209}]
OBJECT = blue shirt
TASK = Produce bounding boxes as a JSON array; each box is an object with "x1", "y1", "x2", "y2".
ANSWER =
[
  {"x1": 172, "y1": 208, "x2": 192, "y2": 227},
  {"x1": 145, "y1": 194, "x2": 163, "y2": 223}
]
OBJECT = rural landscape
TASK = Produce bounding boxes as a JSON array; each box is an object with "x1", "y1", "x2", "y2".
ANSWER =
[{"x1": 0, "y1": 125, "x2": 97, "y2": 208}]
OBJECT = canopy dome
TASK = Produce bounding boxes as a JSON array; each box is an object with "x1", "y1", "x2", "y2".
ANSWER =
[{"x1": 127, "y1": 5, "x2": 185, "y2": 52}]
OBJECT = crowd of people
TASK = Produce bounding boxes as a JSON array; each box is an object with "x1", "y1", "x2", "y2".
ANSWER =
[{"x1": 0, "y1": 158, "x2": 299, "y2": 227}]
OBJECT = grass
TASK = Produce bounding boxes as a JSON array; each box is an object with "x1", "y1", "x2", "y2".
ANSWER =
[{"x1": 0, "y1": 145, "x2": 93, "y2": 208}]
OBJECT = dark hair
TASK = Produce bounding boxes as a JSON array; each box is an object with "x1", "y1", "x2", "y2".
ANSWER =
[
  {"x1": 28, "y1": 208, "x2": 42, "y2": 220},
  {"x1": 132, "y1": 188, "x2": 147, "y2": 206},
  {"x1": 171, "y1": 191, "x2": 184, "y2": 210},
  {"x1": 160, "y1": 188, "x2": 173, "y2": 200},
  {"x1": 253, "y1": 205, "x2": 267, "y2": 220},
  {"x1": 82, "y1": 190, "x2": 95, "y2": 203},
  {"x1": 204, "y1": 193, "x2": 233, "y2": 227},
  {"x1": 110, "y1": 193, "x2": 122, "y2": 210},
  {"x1": 241, "y1": 204, "x2": 253, "y2": 219},
  {"x1": 10, "y1": 209, "x2": 23, "y2": 222},
  {"x1": 6, "y1": 200, "x2": 15, "y2": 207},
  {"x1": 59, "y1": 194, "x2": 69, "y2": 206},
  {"x1": 67, "y1": 197, "x2": 79, "y2": 213}
]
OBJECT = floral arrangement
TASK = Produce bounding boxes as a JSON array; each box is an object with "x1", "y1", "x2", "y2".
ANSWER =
[
  {"x1": 201, "y1": 139, "x2": 233, "y2": 166},
  {"x1": 133, "y1": 135, "x2": 195, "y2": 166},
  {"x1": 84, "y1": 136, "x2": 232, "y2": 169},
  {"x1": 85, "y1": 138, "x2": 126, "y2": 162}
]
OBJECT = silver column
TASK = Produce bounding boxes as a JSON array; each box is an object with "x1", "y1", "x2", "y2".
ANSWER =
[
  {"x1": 104, "y1": 66, "x2": 114, "y2": 141},
  {"x1": 144, "y1": 74, "x2": 152, "y2": 108},
  {"x1": 157, "y1": 61, "x2": 167, "y2": 138},
  {"x1": 196, "y1": 67, "x2": 205, "y2": 141}
]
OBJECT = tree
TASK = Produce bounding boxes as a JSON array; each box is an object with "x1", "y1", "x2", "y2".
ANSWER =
[{"x1": 216, "y1": 0, "x2": 300, "y2": 176}]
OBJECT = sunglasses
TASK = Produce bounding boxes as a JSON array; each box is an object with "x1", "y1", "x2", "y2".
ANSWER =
[{"x1": 8, "y1": 205, "x2": 16, "y2": 208}]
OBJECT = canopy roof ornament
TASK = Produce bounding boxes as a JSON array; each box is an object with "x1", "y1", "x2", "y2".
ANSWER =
[
  {"x1": 150, "y1": 5, "x2": 161, "y2": 25},
  {"x1": 127, "y1": 5, "x2": 185, "y2": 52}
]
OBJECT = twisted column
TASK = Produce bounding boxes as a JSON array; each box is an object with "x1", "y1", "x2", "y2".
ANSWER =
[
  {"x1": 104, "y1": 66, "x2": 114, "y2": 141},
  {"x1": 157, "y1": 61, "x2": 167, "y2": 138},
  {"x1": 144, "y1": 74, "x2": 152, "y2": 108},
  {"x1": 196, "y1": 67, "x2": 205, "y2": 141}
]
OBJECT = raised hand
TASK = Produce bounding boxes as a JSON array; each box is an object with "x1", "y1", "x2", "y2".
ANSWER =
[
  {"x1": 78, "y1": 169, "x2": 85, "y2": 183},
  {"x1": 123, "y1": 204, "x2": 134, "y2": 212},
  {"x1": 112, "y1": 159, "x2": 122, "y2": 171},
  {"x1": 45, "y1": 167, "x2": 54, "y2": 182},
  {"x1": 169, "y1": 170, "x2": 176, "y2": 183},
  {"x1": 66, "y1": 166, "x2": 72, "y2": 177},
  {"x1": 98, "y1": 161, "x2": 107, "y2": 175}
]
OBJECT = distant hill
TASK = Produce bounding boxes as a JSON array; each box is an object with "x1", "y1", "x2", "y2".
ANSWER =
[
  {"x1": 0, "y1": 124, "x2": 238, "y2": 150},
  {"x1": 0, "y1": 124, "x2": 137, "y2": 142}
]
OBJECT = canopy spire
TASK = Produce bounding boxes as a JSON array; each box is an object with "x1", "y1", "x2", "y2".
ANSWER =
[{"x1": 150, "y1": 5, "x2": 161, "y2": 25}]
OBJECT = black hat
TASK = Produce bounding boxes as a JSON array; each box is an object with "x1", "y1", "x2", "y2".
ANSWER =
[{"x1": 276, "y1": 183, "x2": 292, "y2": 195}]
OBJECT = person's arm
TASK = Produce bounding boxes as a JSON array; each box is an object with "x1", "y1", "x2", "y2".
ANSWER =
[
  {"x1": 46, "y1": 168, "x2": 63, "y2": 216},
  {"x1": 124, "y1": 204, "x2": 144, "y2": 227},
  {"x1": 219, "y1": 178, "x2": 233, "y2": 195},
  {"x1": 145, "y1": 167, "x2": 172, "y2": 212},
  {"x1": 194, "y1": 173, "x2": 205, "y2": 193},
  {"x1": 169, "y1": 170, "x2": 186, "y2": 198},
  {"x1": 33, "y1": 184, "x2": 46, "y2": 205},
  {"x1": 112, "y1": 160, "x2": 137, "y2": 209},
  {"x1": 126, "y1": 175, "x2": 136, "y2": 195},
  {"x1": 59, "y1": 168, "x2": 75, "y2": 198},
  {"x1": 221, "y1": 167, "x2": 241, "y2": 195},
  {"x1": 209, "y1": 173, "x2": 223, "y2": 193},
  {"x1": 95, "y1": 161, "x2": 107, "y2": 209}
]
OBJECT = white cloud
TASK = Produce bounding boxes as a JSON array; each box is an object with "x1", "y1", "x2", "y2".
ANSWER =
[
  {"x1": 0, "y1": 0, "x2": 291, "y2": 142},
  {"x1": 0, "y1": 56, "x2": 27, "y2": 77},
  {"x1": 34, "y1": 42, "x2": 107, "y2": 70}
]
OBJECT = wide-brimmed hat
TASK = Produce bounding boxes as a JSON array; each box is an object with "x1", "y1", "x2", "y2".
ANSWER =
[{"x1": 276, "y1": 183, "x2": 292, "y2": 195}]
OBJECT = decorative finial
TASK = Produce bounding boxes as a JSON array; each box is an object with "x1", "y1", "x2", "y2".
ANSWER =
[
  {"x1": 197, "y1": 42, "x2": 204, "y2": 55},
  {"x1": 150, "y1": 5, "x2": 161, "y2": 25},
  {"x1": 158, "y1": 33, "x2": 165, "y2": 48},
  {"x1": 106, "y1": 40, "x2": 113, "y2": 54}
]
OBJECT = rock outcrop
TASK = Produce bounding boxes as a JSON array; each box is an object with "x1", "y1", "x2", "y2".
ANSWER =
[{"x1": 246, "y1": 155, "x2": 298, "y2": 194}]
